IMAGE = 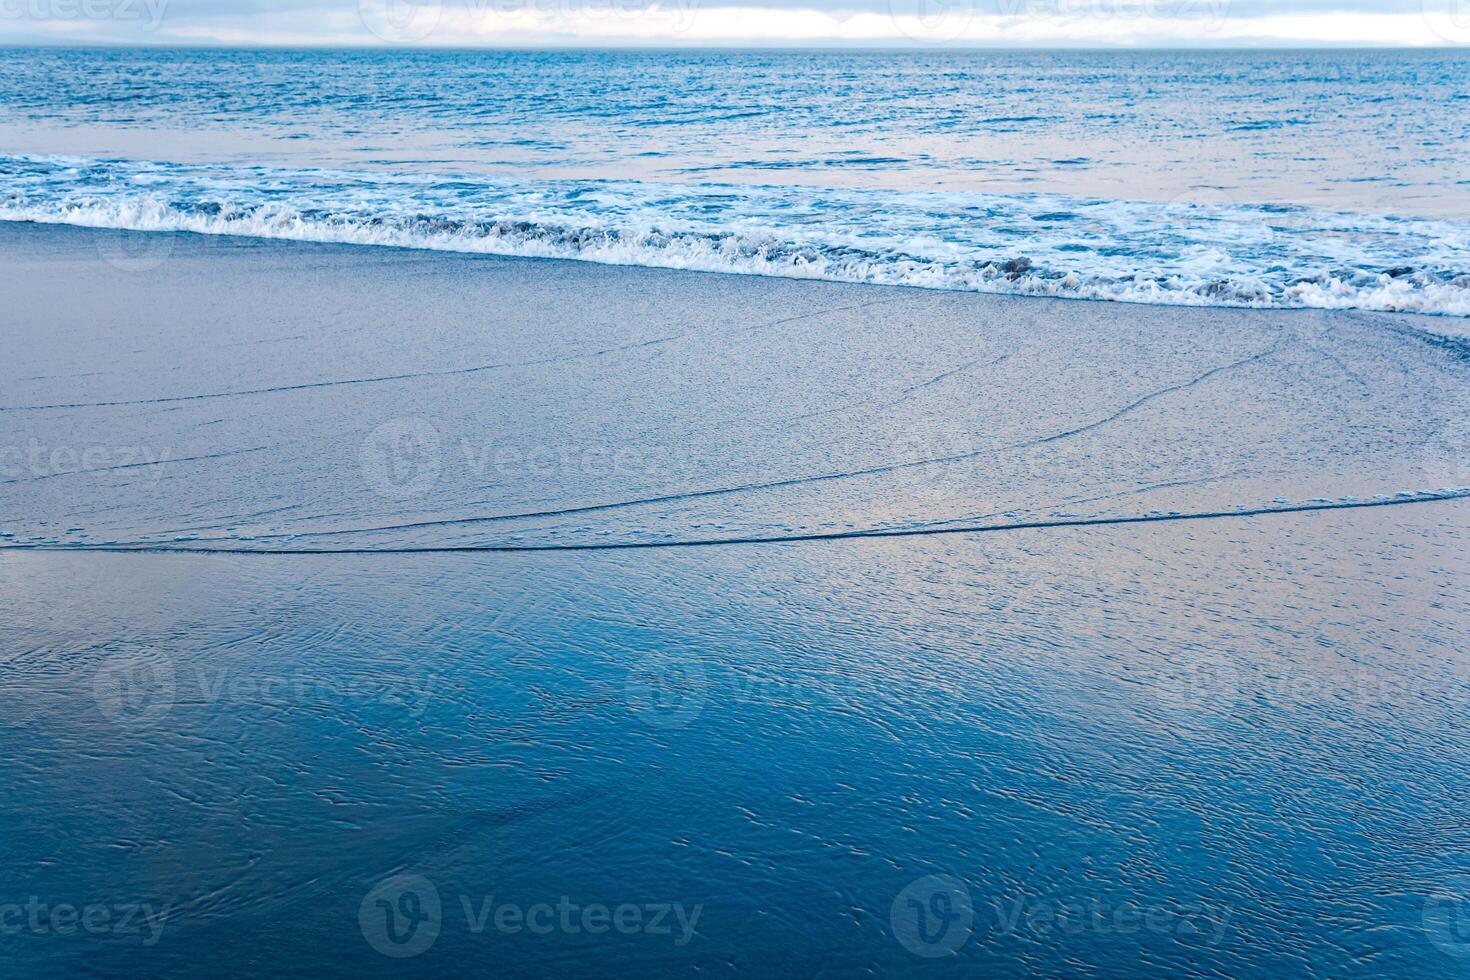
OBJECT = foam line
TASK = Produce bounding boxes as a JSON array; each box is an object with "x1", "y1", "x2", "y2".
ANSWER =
[{"x1": 4, "y1": 154, "x2": 1469, "y2": 316}]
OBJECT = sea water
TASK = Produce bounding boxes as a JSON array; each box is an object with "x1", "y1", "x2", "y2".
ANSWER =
[
  {"x1": 1, "y1": 47, "x2": 1468, "y2": 314},
  {"x1": 3, "y1": 48, "x2": 1470, "y2": 980}
]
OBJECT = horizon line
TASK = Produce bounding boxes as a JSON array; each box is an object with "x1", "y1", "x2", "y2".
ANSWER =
[{"x1": 4, "y1": 40, "x2": 1469, "y2": 50}]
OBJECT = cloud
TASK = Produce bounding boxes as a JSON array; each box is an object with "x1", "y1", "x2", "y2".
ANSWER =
[{"x1": 1, "y1": 0, "x2": 1466, "y2": 46}]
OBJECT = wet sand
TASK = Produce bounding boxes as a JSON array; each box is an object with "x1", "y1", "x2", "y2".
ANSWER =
[{"x1": 1, "y1": 222, "x2": 1468, "y2": 978}]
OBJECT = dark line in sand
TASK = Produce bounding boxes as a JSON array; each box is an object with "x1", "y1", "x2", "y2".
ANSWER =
[
  {"x1": 234, "y1": 342, "x2": 1281, "y2": 545},
  {"x1": 0, "y1": 445, "x2": 275, "y2": 485},
  {"x1": 0, "y1": 299, "x2": 910, "y2": 413},
  {"x1": 4, "y1": 494, "x2": 1464, "y2": 557},
  {"x1": 0, "y1": 363, "x2": 523, "y2": 412},
  {"x1": 779, "y1": 352, "x2": 1013, "y2": 426}
]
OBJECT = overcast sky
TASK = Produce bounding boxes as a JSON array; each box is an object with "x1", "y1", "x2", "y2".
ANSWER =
[{"x1": 3, "y1": 0, "x2": 1469, "y2": 48}]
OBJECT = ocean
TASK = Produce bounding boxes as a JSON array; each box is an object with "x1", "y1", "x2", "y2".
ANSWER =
[{"x1": 1, "y1": 46, "x2": 1468, "y2": 314}]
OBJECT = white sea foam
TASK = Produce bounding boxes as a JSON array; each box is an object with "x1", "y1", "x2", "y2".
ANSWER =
[{"x1": 3, "y1": 154, "x2": 1469, "y2": 316}]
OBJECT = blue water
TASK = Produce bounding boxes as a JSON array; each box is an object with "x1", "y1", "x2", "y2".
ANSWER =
[{"x1": 2, "y1": 47, "x2": 1469, "y2": 313}]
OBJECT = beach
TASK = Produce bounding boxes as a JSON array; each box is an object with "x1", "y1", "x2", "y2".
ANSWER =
[{"x1": 2, "y1": 222, "x2": 1469, "y2": 976}]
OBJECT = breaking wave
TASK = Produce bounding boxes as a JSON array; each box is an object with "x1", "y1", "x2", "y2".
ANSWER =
[{"x1": 3, "y1": 154, "x2": 1469, "y2": 316}]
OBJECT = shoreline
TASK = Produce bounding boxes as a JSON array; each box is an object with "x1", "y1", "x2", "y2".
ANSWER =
[
  {"x1": 2, "y1": 219, "x2": 1467, "y2": 554},
  {"x1": 5, "y1": 216, "x2": 1469, "y2": 330}
]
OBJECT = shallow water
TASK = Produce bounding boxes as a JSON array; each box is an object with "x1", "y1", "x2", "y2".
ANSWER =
[
  {"x1": 3, "y1": 502, "x2": 1469, "y2": 978},
  {"x1": 2, "y1": 225, "x2": 1468, "y2": 556},
  {"x1": 1, "y1": 224, "x2": 1470, "y2": 976}
]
